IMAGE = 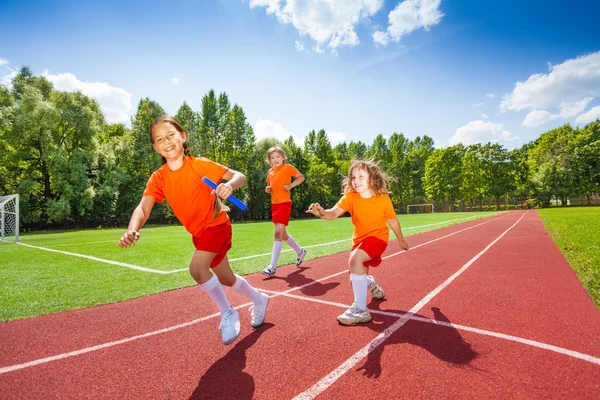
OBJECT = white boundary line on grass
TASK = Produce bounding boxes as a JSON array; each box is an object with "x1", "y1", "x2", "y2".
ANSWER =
[
  {"x1": 292, "y1": 211, "x2": 531, "y2": 400},
  {"x1": 16, "y1": 213, "x2": 497, "y2": 275},
  {"x1": 16, "y1": 243, "x2": 173, "y2": 274},
  {"x1": 0, "y1": 213, "x2": 503, "y2": 375}
]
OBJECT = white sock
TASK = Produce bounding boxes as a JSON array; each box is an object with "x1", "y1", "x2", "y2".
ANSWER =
[
  {"x1": 270, "y1": 240, "x2": 283, "y2": 268},
  {"x1": 350, "y1": 273, "x2": 368, "y2": 311},
  {"x1": 285, "y1": 235, "x2": 302, "y2": 253},
  {"x1": 232, "y1": 274, "x2": 263, "y2": 304},
  {"x1": 198, "y1": 274, "x2": 231, "y2": 315}
]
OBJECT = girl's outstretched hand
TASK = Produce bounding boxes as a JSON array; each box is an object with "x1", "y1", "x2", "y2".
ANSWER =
[
  {"x1": 119, "y1": 230, "x2": 140, "y2": 248},
  {"x1": 398, "y1": 238, "x2": 409, "y2": 251},
  {"x1": 306, "y1": 203, "x2": 325, "y2": 217}
]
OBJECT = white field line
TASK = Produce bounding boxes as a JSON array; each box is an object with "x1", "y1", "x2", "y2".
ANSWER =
[
  {"x1": 259, "y1": 289, "x2": 600, "y2": 366},
  {"x1": 16, "y1": 243, "x2": 173, "y2": 274},
  {"x1": 0, "y1": 214, "x2": 506, "y2": 375},
  {"x1": 15, "y1": 213, "x2": 499, "y2": 275},
  {"x1": 292, "y1": 211, "x2": 530, "y2": 400},
  {"x1": 45, "y1": 213, "x2": 494, "y2": 249}
]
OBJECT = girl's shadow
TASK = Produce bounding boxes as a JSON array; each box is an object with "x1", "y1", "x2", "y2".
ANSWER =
[
  {"x1": 268, "y1": 266, "x2": 340, "y2": 296},
  {"x1": 357, "y1": 303, "x2": 479, "y2": 378},
  {"x1": 189, "y1": 323, "x2": 274, "y2": 400}
]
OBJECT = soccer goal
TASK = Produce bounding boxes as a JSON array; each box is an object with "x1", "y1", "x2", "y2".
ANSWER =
[
  {"x1": 406, "y1": 203, "x2": 434, "y2": 214},
  {"x1": 1, "y1": 194, "x2": 19, "y2": 243}
]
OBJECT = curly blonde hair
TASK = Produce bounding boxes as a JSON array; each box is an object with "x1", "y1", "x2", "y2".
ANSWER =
[{"x1": 342, "y1": 159, "x2": 391, "y2": 196}]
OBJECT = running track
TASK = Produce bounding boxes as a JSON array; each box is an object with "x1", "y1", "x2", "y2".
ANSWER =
[{"x1": 0, "y1": 211, "x2": 598, "y2": 399}]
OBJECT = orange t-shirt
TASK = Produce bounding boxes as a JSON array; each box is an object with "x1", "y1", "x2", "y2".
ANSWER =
[
  {"x1": 143, "y1": 156, "x2": 229, "y2": 236},
  {"x1": 266, "y1": 163, "x2": 299, "y2": 204},
  {"x1": 336, "y1": 192, "x2": 397, "y2": 246}
]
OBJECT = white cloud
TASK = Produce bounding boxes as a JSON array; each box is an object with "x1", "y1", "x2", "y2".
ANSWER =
[
  {"x1": 1, "y1": 69, "x2": 17, "y2": 88},
  {"x1": 254, "y1": 118, "x2": 303, "y2": 144},
  {"x1": 294, "y1": 40, "x2": 307, "y2": 52},
  {"x1": 558, "y1": 97, "x2": 593, "y2": 118},
  {"x1": 373, "y1": 0, "x2": 444, "y2": 46},
  {"x1": 42, "y1": 70, "x2": 132, "y2": 124},
  {"x1": 575, "y1": 105, "x2": 600, "y2": 124},
  {"x1": 171, "y1": 77, "x2": 180, "y2": 84},
  {"x1": 501, "y1": 51, "x2": 600, "y2": 125},
  {"x1": 522, "y1": 110, "x2": 559, "y2": 127},
  {"x1": 0, "y1": 57, "x2": 8, "y2": 66},
  {"x1": 472, "y1": 102, "x2": 483, "y2": 107},
  {"x1": 485, "y1": 92, "x2": 496, "y2": 98},
  {"x1": 250, "y1": 0, "x2": 384, "y2": 52},
  {"x1": 327, "y1": 130, "x2": 347, "y2": 145},
  {"x1": 450, "y1": 120, "x2": 519, "y2": 145},
  {"x1": 481, "y1": 113, "x2": 488, "y2": 119}
]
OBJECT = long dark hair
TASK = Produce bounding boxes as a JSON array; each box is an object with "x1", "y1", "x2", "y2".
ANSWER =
[
  {"x1": 149, "y1": 116, "x2": 191, "y2": 165},
  {"x1": 149, "y1": 116, "x2": 228, "y2": 219}
]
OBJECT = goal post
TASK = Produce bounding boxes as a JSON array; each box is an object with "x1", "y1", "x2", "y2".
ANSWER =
[
  {"x1": 0, "y1": 194, "x2": 19, "y2": 243},
  {"x1": 406, "y1": 203, "x2": 434, "y2": 214}
]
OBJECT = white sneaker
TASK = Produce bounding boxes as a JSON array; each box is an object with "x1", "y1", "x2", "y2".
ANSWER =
[
  {"x1": 250, "y1": 292, "x2": 270, "y2": 328},
  {"x1": 219, "y1": 308, "x2": 241, "y2": 345},
  {"x1": 337, "y1": 303, "x2": 371, "y2": 326},
  {"x1": 368, "y1": 277, "x2": 385, "y2": 300},
  {"x1": 296, "y1": 248, "x2": 307, "y2": 266},
  {"x1": 261, "y1": 265, "x2": 277, "y2": 276}
]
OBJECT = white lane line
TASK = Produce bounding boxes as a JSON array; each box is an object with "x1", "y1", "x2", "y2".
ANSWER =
[
  {"x1": 259, "y1": 288, "x2": 600, "y2": 366},
  {"x1": 0, "y1": 213, "x2": 507, "y2": 374},
  {"x1": 292, "y1": 212, "x2": 529, "y2": 400}
]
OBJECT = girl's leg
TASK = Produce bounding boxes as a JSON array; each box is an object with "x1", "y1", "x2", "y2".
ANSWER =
[
  {"x1": 283, "y1": 227, "x2": 307, "y2": 265},
  {"x1": 348, "y1": 248, "x2": 371, "y2": 311},
  {"x1": 213, "y1": 256, "x2": 270, "y2": 328},
  {"x1": 262, "y1": 224, "x2": 285, "y2": 275},
  {"x1": 190, "y1": 250, "x2": 239, "y2": 344}
]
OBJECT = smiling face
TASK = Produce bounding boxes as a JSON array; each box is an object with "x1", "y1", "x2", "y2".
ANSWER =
[
  {"x1": 268, "y1": 150, "x2": 285, "y2": 167},
  {"x1": 151, "y1": 122, "x2": 187, "y2": 162},
  {"x1": 351, "y1": 167, "x2": 371, "y2": 195}
]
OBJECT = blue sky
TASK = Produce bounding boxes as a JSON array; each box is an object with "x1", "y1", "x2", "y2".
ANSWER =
[{"x1": 1, "y1": 0, "x2": 599, "y2": 150}]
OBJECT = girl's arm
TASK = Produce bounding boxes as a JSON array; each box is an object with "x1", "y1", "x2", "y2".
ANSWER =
[
  {"x1": 119, "y1": 195, "x2": 156, "y2": 248},
  {"x1": 306, "y1": 203, "x2": 345, "y2": 220},
  {"x1": 284, "y1": 171, "x2": 305, "y2": 191},
  {"x1": 387, "y1": 218, "x2": 409, "y2": 251},
  {"x1": 215, "y1": 168, "x2": 246, "y2": 199}
]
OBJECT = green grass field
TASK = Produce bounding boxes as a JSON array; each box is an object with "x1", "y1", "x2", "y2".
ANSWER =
[
  {"x1": 0, "y1": 212, "x2": 498, "y2": 321},
  {"x1": 537, "y1": 207, "x2": 600, "y2": 307}
]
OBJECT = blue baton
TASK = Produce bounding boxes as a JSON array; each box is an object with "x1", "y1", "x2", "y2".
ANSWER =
[{"x1": 202, "y1": 177, "x2": 247, "y2": 211}]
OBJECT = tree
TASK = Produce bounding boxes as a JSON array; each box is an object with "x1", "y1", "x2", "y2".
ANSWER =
[{"x1": 175, "y1": 102, "x2": 200, "y2": 155}]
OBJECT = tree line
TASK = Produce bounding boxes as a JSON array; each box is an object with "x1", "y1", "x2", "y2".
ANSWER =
[{"x1": 0, "y1": 67, "x2": 598, "y2": 230}]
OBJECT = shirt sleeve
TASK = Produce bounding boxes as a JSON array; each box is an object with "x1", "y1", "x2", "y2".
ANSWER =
[
  {"x1": 335, "y1": 194, "x2": 352, "y2": 215},
  {"x1": 287, "y1": 164, "x2": 299, "y2": 177},
  {"x1": 196, "y1": 157, "x2": 228, "y2": 184},
  {"x1": 266, "y1": 168, "x2": 272, "y2": 185},
  {"x1": 143, "y1": 170, "x2": 165, "y2": 203},
  {"x1": 383, "y1": 195, "x2": 397, "y2": 219}
]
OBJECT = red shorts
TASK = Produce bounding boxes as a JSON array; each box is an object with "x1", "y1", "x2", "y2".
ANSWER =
[
  {"x1": 192, "y1": 222, "x2": 232, "y2": 268},
  {"x1": 272, "y1": 202, "x2": 292, "y2": 226},
  {"x1": 352, "y1": 237, "x2": 388, "y2": 267}
]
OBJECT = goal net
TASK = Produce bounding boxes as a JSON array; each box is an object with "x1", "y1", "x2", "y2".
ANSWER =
[
  {"x1": 1, "y1": 194, "x2": 19, "y2": 243},
  {"x1": 406, "y1": 203, "x2": 434, "y2": 214}
]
